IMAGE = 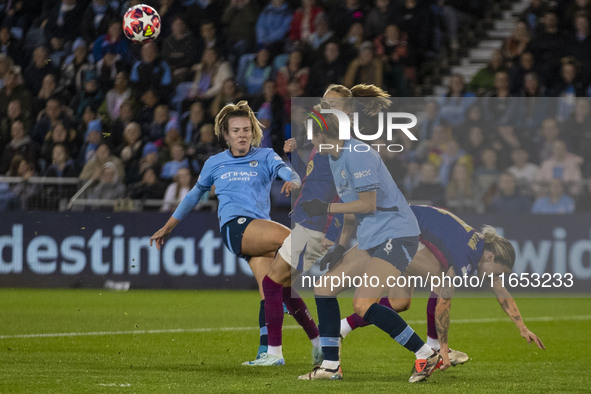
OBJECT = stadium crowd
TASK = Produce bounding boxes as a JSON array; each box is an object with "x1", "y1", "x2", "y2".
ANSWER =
[{"x1": 0, "y1": 0, "x2": 590, "y2": 214}]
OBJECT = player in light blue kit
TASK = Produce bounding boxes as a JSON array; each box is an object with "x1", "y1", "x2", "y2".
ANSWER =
[
  {"x1": 297, "y1": 99, "x2": 442, "y2": 382},
  {"x1": 150, "y1": 101, "x2": 321, "y2": 360}
]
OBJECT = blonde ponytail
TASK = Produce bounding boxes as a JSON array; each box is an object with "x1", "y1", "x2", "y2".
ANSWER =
[{"x1": 482, "y1": 225, "x2": 516, "y2": 269}]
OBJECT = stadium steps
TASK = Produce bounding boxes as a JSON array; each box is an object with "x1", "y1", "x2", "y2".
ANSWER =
[{"x1": 419, "y1": 0, "x2": 531, "y2": 96}]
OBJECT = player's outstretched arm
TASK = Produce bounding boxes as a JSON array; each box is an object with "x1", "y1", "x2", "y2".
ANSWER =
[
  {"x1": 491, "y1": 276, "x2": 546, "y2": 350},
  {"x1": 435, "y1": 266, "x2": 456, "y2": 370},
  {"x1": 150, "y1": 217, "x2": 180, "y2": 250}
]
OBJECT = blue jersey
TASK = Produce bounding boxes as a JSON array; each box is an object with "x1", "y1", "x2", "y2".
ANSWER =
[
  {"x1": 181, "y1": 147, "x2": 287, "y2": 228},
  {"x1": 291, "y1": 146, "x2": 340, "y2": 234},
  {"x1": 329, "y1": 139, "x2": 419, "y2": 249},
  {"x1": 411, "y1": 205, "x2": 485, "y2": 276}
]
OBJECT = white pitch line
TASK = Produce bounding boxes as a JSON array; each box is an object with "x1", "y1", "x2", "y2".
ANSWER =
[{"x1": 1, "y1": 315, "x2": 590, "y2": 340}]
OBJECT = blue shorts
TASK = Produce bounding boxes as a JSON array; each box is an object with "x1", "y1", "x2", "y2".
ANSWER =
[
  {"x1": 367, "y1": 236, "x2": 419, "y2": 273},
  {"x1": 221, "y1": 216, "x2": 256, "y2": 260}
]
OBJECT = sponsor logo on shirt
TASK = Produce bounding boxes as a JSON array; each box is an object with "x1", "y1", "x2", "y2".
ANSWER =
[
  {"x1": 306, "y1": 160, "x2": 314, "y2": 176},
  {"x1": 220, "y1": 171, "x2": 258, "y2": 181},
  {"x1": 354, "y1": 169, "x2": 371, "y2": 179}
]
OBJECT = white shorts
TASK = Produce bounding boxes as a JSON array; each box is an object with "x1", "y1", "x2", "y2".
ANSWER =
[{"x1": 277, "y1": 223, "x2": 328, "y2": 272}]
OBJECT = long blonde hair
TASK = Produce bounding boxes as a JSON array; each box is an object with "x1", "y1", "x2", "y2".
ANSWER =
[
  {"x1": 482, "y1": 225, "x2": 516, "y2": 268},
  {"x1": 214, "y1": 100, "x2": 263, "y2": 147}
]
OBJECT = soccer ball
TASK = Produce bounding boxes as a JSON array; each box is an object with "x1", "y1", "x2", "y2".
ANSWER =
[{"x1": 122, "y1": 4, "x2": 161, "y2": 43}]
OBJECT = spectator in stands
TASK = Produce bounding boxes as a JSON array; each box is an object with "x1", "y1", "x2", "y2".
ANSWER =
[
  {"x1": 40, "y1": 121, "x2": 78, "y2": 165},
  {"x1": 575, "y1": 179, "x2": 591, "y2": 212},
  {"x1": 209, "y1": 78, "x2": 244, "y2": 119},
  {"x1": 344, "y1": 41, "x2": 384, "y2": 88},
  {"x1": 289, "y1": 0, "x2": 324, "y2": 45},
  {"x1": 437, "y1": 139, "x2": 471, "y2": 187},
  {"x1": 364, "y1": 0, "x2": 393, "y2": 40},
  {"x1": 81, "y1": 0, "x2": 117, "y2": 45},
  {"x1": 446, "y1": 162, "x2": 476, "y2": 213},
  {"x1": 340, "y1": 22, "x2": 365, "y2": 63},
  {"x1": 468, "y1": 50, "x2": 505, "y2": 95},
  {"x1": 138, "y1": 89, "x2": 158, "y2": 133},
  {"x1": 32, "y1": 97, "x2": 73, "y2": 145},
  {"x1": 307, "y1": 41, "x2": 343, "y2": 96},
  {"x1": 76, "y1": 119, "x2": 103, "y2": 170},
  {"x1": 59, "y1": 38, "x2": 93, "y2": 97},
  {"x1": 487, "y1": 172, "x2": 531, "y2": 214},
  {"x1": 306, "y1": 12, "x2": 334, "y2": 54},
  {"x1": 275, "y1": 49, "x2": 309, "y2": 100},
  {"x1": 535, "y1": 118, "x2": 563, "y2": 163},
  {"x1": 129, "y1": 41, "x2": 172, "y2": 101},
  {"x1": 492, "y1": 125, "x2": 523, "y2": 170},
  {"x1": 43, "y1": 143, "x2": 77, "y2": 177},
  {"x1": 50, "y1": 35, "x2": 69, "y2": 69},
  {"x1": 189, "y1": 123, "x2": 220, "y2": 169},
  {"x1": 255, "y1": 0, "x2": 292, "y2": 56},
  {"x1": 255, "y1": 79, "x2": 284, "y2": 152},
  {"x1": 0, "y1": 27, "x2": 21, "y2": 66},
  {"x1": 8, "y1": 157, "x2": 40, "y2": 210},
  {"x1": 508, "y1": 148, "x2": 540, "y2": 194},
  {"x1": 70, "y1": 69, "x2": 105, "y2": 123},
  {"x1": 80, "y1": 142, "x2": 124, "y2": 182},
  {"x1": 32, "y1": 73, "x2": 67, "y2": 117},
  {"x1": 0, "y1": 98, "x2": 31, "y2": 150},
  {"x1": 238, "y1": 47, "x2": 273, "y2": 97},
  {"x1": 24, "y1": 46, "x2": 55, "y2": 97},
  {"x1": 509, "y1": 52, "x2": 537, "y2": 94},
  {"x1": 161, "y1": 167, "x2": 195, "y2": 212},
  {"x1": 160, "y1": 142, "x2": 197, "y2": 181},
  {"x1": 156, "y1": 0, "x2": 182, "y2": 39},
  {"x1": 536, "y1": 140, "x2": 583, "y2": 195},
  {"x1": 412, "y1": 161, "x2": 446, "y2": 207},
  {"x1": 195, "y1": 20, "x2": 227, "y2": 62},
  {"x1": 0, "y1": 119, "x2": 40, "y2": 174},
  {"x1": 566, "y1": 12, "x2": 591, "y2": 79},
  {"x1": 116, "y1": 122, "x2": 144, "y2": 184},
  {"x1": 186, "y1": 47, "x2": 232, "y2": 104},
  {"x1": 563, "y1": 0, "x2": 591, "y2": 31},
  {"x1": 474, "y1": 148, "x2": 501, "y2": 204},
  {"x1": 0, "y1": 55, "x2": 14, "y2": 91},
  {"x1": 0, "y1": 65, "x2": 32, "y2": 120},
  {"x1": 109, "y1": 99, "x2": 136, "y2": 149},
  {"x1": 86, "y1": 161, "x2": 126, "y2": 204},
  {"x1": 139, "y1": 142, "x2": 161, "y2": 176},
  {"x1": 127, "y1": 166, "x2": 167, "y2": 208},
  {"x1": 392, "y1": 0, "x2": 436, "y2": 51},
  {"x1": 221, "y1": 0, "x2": 260, "y2": 66},
  {"x1": 513, "y1": 73, "x2": 553, "y2": 135},
  {"x1": 374, "y1": 24, "x2": 415, "y2": 95},
  {"x1": 502, "y1": 21, "x2": 531, "y2": 65},
  {"x1": 463, "y1": 126, "x2": 487, "y2": 168},
  {"x1": 145, "y1": 104, "x2": 170, "y2": 143},
  {"x1": 180, "y1": 101, "x2": 210, "y2": 146},
  {"x1": 531, "y1": 178, "x2": 575, "y2": 214},
  {"x1": 554, "y1": 57, "x2": 585, "y2": 122},
  {"x1": 100, "y1": 71, "x2": 132, "y2": 123},
  {"x1": 43, "y1": 0, "x2": 85, "y2": 43},
  {"x1": 162, "y1": 16, "x2": 198, "y2": 85},
  {"x1": 415, "y1": 100, "x2": 440, "y2": 140},
  {"x1": 438, "y1": 74, "x2": 476, "y2": 126},
  {"x1": 92, "y1": 19, "x2": 129, "y2": 63},
  {"x1": 564, "y1": 98, "x2": 591, "y2": 176},
  {"x1": 527, "y1": 11, "x2": 567, "y2": 88},
  {"x1": 401, "y1": 160, "x2": 421, "y2": 196}
]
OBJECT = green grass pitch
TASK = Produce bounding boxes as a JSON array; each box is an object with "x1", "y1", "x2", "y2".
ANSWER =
[{"x1": 1, "y1": 289, "x2": 590, "y2": 393}]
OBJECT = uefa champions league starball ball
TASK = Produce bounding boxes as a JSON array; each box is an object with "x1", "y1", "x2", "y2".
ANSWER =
[{"x1": 122, "y1": 4, "x2": 161, "y2": 43}]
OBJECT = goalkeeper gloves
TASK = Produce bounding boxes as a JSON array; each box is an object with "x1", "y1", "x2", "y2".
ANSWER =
[
  {"x1": 300, "y1": 199, "x2": 330, "y2": 217},
  {"x1": 319, "y1": 245, "x2": 346, "y2": 271}
]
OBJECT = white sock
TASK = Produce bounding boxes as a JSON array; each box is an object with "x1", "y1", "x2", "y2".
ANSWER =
[
  {"x1": 415, "y1": 344, "x2": 434, "y2": 360},
  {"x1": 267, "y1": 345, "x2": 283, "y2": 358},
  {"x1": 311, "y1": 336, "x2": 320, "y2": 348},
  {"x1": 340, "y1": 318, "x2": 353, "y2": 338},
  {"x1": 426, "y1": 336, "x2": 440, "y2": 351},
  {"x1": 320, "y1": 360, "x2": 340, "y2": 370}
]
